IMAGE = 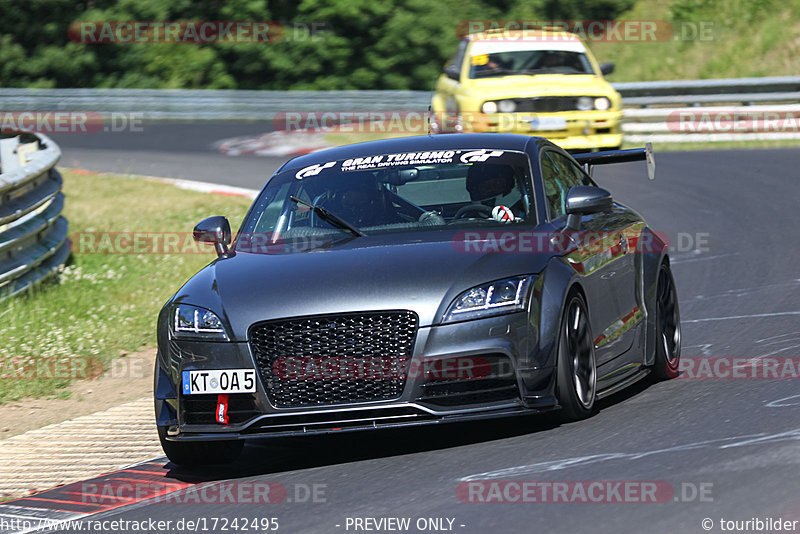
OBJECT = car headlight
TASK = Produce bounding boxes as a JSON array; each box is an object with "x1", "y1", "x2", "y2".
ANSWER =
[
  {"x1": 481, "y1": 101, "x2": 498, "y2": 114},
  {"x1": 172, "y1": 304, "x2": 229, "y2": 341},
  {"x1": 497, "y1": 99, "x2": 516, "y2": 113},
  {"x1": 443, "y1": 276, "x2": 533, "y2": 323},
  {"x1": 577, "y1": 96, "x2": 593, "y2": 111},
  {"x1": 594, "y1": 97, "x2": 611, "y2": 111}
]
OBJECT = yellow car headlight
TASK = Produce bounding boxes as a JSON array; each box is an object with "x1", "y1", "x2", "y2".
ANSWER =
[
  {"x1": 594, "y1": 97, "x2": 611, "y2": 111},
  {"x1": 481, "y1": 101, "x2": 498, "y2": 114},
  {"x1": 497, "y1": 100, "x2": 516, "y2": 113},
  {"x1": 577, "y1": 96, "x2": 593, "y2": 111}
]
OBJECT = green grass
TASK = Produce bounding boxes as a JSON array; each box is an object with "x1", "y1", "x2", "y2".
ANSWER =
[
  {"x1": 589, "y1": 0, "x2": 800, "y2": 82},
  {"x1": 0, "y1": 170, "x2": 252, "y2": 404}
]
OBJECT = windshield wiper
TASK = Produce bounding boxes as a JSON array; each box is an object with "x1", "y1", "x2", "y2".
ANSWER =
[{"x1": 289, "y1": 195, "x2": 366, "y2": 237}]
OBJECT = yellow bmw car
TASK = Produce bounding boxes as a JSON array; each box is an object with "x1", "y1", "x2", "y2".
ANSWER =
[{"x1": 431, "y1": 28, "x2": 623, "y2": 151}]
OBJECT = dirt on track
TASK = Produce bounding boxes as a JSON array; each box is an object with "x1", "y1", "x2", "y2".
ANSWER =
[{"x1": 0, "y1": 349, "x2": 155, "y2": 439}]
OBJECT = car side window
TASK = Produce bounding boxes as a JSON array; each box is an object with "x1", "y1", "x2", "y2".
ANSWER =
[
  {"x1": 540, "y1": 150, "x2": 594, "y2": 220},
  {"x1": 447, "y1": 39, "x2": 468, "y2": 76}
]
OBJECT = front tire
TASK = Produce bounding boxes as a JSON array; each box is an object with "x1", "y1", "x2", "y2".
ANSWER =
[
  {"x1": 158, "y1": 426, "x2": 244, "y2": 466},
  {"x1": 651, "y1": 262, "x2": 681, "y2": 380},
  {"x1": 555, "y1": 292, "x2": 597, "y2": 421}
]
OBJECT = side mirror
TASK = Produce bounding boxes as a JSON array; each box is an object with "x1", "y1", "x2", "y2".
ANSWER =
[
  {"x1": 444, "y1": 65, "x2": 460, "y2": 81},
  {"x1": 193, "y1": 216, "x2": 232, "y2": 257},
  {"x1": 565, "y1": 186, "x2": 612, "y2": 230},
  {"x1": 599, "y1": 62, "x2": 615, "y2": 76}
]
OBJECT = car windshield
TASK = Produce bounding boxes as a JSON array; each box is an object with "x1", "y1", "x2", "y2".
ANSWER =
[
  {"x1": 237, "y1": 149, "x2": 535, "y2": 253},
  {"x1": 470, "y1": 50, "x2": 594, "y2": 78}
]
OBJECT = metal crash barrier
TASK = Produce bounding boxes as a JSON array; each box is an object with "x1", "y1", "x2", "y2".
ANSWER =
[{"x1": 0, "y1": 133, "x2": 69, "y2": 299}]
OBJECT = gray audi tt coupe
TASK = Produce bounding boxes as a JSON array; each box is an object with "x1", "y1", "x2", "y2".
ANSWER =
[{"x1": 154, "y1": 133, "x2": 680, "y2": 466}]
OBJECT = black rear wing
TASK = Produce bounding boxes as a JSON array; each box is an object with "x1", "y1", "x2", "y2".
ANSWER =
[{"x1": 572, "y1": 142, "x2": 655, "y2": 180}]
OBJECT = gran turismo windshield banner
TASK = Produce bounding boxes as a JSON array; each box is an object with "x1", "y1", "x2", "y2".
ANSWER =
[{"x1": 292, "y1": 148, "x2": 523, "y2": 178}]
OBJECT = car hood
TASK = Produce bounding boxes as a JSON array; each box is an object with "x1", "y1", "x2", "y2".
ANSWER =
[
  {"x1": 464, "y1": 74, "x2": 617, "y2": 99},
  {"x1": 171, "y1": 230, "x2": 554, "y2": 339}
]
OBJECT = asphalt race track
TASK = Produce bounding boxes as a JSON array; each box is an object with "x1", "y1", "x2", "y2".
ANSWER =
[
  {"x1": 52, "y1": 121, "x2": 286, "y2": 187},
  {"x1": 17, "y1": 130, "x2": 800, "y2": 533}
]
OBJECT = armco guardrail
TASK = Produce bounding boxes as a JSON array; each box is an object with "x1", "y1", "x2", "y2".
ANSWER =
[
  {"x1": 0, "y1": 133, "x2": 69, "y2": 299},
  {"x1": 0, "y1": 75, "x2": 797, "y2": 141},
  {"x1": 614, "y1": 76, "x2": 800, "y2": 104},
  {"x1": 1, "y1": 76, "x2": 798, "y2": 118},
  {"x1": 615, "y1": 76, "x2": 800, "y2": 143},
  {"x1": 0, "y1": 88, "x2": 430, "y2": 119},
  {"x1": 622, "y1": 104, "x2": 800, "y2": 144}
]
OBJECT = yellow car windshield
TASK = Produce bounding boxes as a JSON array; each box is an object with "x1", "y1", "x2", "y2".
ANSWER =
[{"x1": 470, "y1": 50, "x2": 594, "y2": 78}]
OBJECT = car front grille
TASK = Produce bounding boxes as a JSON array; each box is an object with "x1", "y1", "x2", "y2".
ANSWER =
[
  {"x1": 512, "y1": 96, "x2": 580, "y2": 113},
  {"x1": 249, "y1": 311, "x2": 418, "y2": 408}
]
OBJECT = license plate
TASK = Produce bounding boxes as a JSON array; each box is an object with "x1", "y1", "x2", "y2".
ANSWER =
[
  {"x1": 182, "y1": 369, "x2": 256, "y2": 395},
  {"x1": 529, "y1": 116, "x2": 567, "y2": 131}
]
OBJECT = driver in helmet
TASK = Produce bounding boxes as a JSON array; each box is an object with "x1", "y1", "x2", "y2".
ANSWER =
[
  {"x1": 465, "y1": 163, "x2": 525, "y2": 220},
  {"x1": 328, "y1": 175, "x2": 397, "y2": 227},
  {"x1": 466, "y1": 163, "x2": 515, "y2": 203}
]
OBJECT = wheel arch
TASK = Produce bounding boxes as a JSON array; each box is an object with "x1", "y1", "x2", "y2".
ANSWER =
[
  {"x1": 530, "y1": 256, "x2": 587, "y2": 371},
  {"x1": 639, "y1": 226, "x2": 671, "y2": 366}
]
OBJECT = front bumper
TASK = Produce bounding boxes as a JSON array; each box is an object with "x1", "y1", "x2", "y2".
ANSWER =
[
  {"x1": 155, "y1": 312, "x2": 559, "y2": 441},
  {"x1": 455, "y1": 110, "x2": 623, "y2": 149},
  {"x1": 164, "y1": 404, "x2": 544, "y2": 442}
]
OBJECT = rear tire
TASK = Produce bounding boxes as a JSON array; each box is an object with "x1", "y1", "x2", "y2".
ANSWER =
[
  {"x1": 555, "y1": 292, "x2": 597, "y2": 421},
  {"x1": 651, "y1": 262, "x2": 681, "y2": 381},
  {"x1": 158, "y1": 426, "x2": 243, "y2": 466}
]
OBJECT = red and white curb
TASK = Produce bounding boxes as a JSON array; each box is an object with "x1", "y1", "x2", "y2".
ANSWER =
[
  {"x1": 0, "y1": 458, "x2": 198, "y2": 534},
  {"x1": 215, "y1": 129, "x2": 331, "y2": 157},
  {"x1": 0, "y1": 398, "x2": 168, "y2": 533},
  {"x1": 0, "y1": 397, "x2": 160, "y2": 499},
  {"x1": 140, "y1": 175, "x2": 259, "y2": 198},
  {"x1": 63, "y1": 168, "x2": 259, "y2": 199}
]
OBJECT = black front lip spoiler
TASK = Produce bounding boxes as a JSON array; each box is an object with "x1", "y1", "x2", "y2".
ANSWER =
[{"x1": 165, "y1": 403, "x2": 558, "y2": 442}]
